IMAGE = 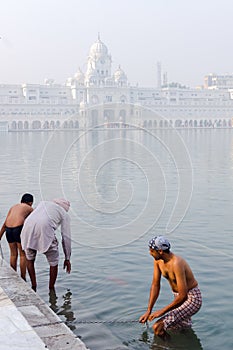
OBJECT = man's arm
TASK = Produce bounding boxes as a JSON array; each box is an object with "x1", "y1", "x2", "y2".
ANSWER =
[
  {"x1": 0, "y1": 220, "x2": 6, "y2": 240},
  {"x1": 139, "y1": 261, "x2": 161, "y2": 323},
  {"x1": 60, "y1": 213, "x2": 71, "y2": 273},
  {"x1": 0, "y1": 209, "x2": 10, "y2": 240}
]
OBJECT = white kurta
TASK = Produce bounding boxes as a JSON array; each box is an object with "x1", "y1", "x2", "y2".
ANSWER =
[{"x1": 21, "y1": 201, "x2": 71, "y2": 260}]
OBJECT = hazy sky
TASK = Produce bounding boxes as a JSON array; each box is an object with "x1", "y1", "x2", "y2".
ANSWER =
[{"x1": 1, "y1": 0, "x2": 233, "y2": 87}]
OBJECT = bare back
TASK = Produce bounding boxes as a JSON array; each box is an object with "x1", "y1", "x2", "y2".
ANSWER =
[
  {"x1": 5, "y1": 203, "x2": 33, "y2": 228},
  {"x1": 157, "y1": 254, "x2": 198, "y2": 293}
]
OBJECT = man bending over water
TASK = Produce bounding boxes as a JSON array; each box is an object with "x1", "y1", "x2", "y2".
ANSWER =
[
  {"x1": 139, "y1": 236, "x2": 202, "y2": 337},
  {"x1": 21, "y1": 198, "x2": 71, "y2": 292}
]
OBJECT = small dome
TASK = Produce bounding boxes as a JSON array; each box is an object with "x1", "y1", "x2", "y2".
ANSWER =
[
  {"x1": 74, "y1": 68, "x2": 84, "y2": 82},
  {"x1": 66, "y1": 77, "x2": 74, "y2": 85},
  {"x1": 114, "y1": 66, "x2": 127, "y2": 82}
]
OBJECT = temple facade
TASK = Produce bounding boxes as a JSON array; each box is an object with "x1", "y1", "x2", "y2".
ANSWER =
[{"x1": 1, "y1": 36, "x2": 233, "y2": 131}]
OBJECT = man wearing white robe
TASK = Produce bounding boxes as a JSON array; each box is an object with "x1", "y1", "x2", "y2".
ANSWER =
[{"x1": 21, "y1": 199, "x2": 71, "y2": 291}]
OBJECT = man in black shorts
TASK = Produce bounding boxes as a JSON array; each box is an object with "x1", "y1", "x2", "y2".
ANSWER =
[{"x1": 0, "y1": 193, "x2": 33, "y2": 280}]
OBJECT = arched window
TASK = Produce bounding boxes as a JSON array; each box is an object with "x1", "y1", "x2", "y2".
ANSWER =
[
  {"x1": 32, "y1": 120, "x2": 41, "y2": 129},
  {"x1": 175, "y1": 120, "x2": 182, "y2": 127},
  {"x1": 43, "y1": 121, "x2": 49, "y2": 129},
  {"x1": 50, "y1": 121, "x2": 55, "y2": 129},
  {"x1": 120, "y1": 95, "x2": 127, "y2": 103},
  {"x1": 164, "y1": 120, "x2": 169, "y2": 128},
  {"x1": 68, "y1": 120, "x2": 74, "y2": 129},
  {"x1": 18, "y1": 121, "x2": 23, "y2": 130},
  {"x1": 11, "y1": 121, "x2": 17, "y2": 130},
  {"x1": 24, "y1": 121, "x2": 29, "y2": 130}
]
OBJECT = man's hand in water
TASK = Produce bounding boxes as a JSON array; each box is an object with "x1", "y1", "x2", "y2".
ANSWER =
[
  {"x1": 139, "y1": 310, "x2": 151, "y2": 323},
  {"x1": 63, "y1": 259, "x2": 71, "y2": 273}
]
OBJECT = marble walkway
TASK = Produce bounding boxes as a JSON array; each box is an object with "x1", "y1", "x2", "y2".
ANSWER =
[{"x1": 0, "y1": 257, "x2": 88, "y2": 350}]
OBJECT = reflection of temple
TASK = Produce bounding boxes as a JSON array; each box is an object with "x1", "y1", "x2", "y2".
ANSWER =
[{"x1": 1, "y1": 35, "x2": 233, "y2": 131}]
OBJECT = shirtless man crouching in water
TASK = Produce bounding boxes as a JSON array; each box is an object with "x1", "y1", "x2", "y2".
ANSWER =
[
  {"x1": 139, "y1": 236, "x2": 202, "y2": 337},
  {"x1": 0, "y1": 193, "x2": 33, "y2": 280}
]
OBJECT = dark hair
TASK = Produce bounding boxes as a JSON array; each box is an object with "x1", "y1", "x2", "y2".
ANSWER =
[
  {"x1": 153, "y1": 247, "x2": 170, "y2": 253},
  {"x1": 163, "y1": 248, "x2": 170, "y2": 254},
  {"x1": 21, "y1": 193, "x2": 34, "y2": 204}
]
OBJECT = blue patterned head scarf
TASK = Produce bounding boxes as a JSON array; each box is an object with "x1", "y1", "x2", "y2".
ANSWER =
[{"x1": 149, "y1": 236, "x2": 171, "y2": 251}]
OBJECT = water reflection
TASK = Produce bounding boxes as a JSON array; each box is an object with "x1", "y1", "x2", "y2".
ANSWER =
[
  {"x1": 151, "y1": 328, "x2": 203, "y2": 350},
  {"x1": 49, "y1": 289, "x2": 76, "y2": 331},
  {"x1": 139, "y1": 329, "x2": 150, "y2": 344}
]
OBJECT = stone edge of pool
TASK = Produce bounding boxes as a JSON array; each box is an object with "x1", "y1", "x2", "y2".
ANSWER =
[{"x1": 0, "y1": 257, "x2": 88, "y2": 350}]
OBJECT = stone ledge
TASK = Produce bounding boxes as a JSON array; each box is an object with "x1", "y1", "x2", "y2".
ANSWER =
[{"x1": 0, "y1": 258, "x2": 88, "y2": 350}]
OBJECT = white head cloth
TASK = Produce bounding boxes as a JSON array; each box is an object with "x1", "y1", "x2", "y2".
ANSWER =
[{"x1": 53, "y1": 198, "x2": 70, "y2": 212}]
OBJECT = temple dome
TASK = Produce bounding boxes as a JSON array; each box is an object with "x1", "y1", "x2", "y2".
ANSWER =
[{"x1": 89, "y1": 36, "x2": 108, "y2": 58}]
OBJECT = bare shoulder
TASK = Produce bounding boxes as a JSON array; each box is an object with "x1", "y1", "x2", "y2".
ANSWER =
[
  {"x1": 8, "y1": 203, "x2": 20, "y2": 213},
  {"x1": 20, "y1": 203, "x2": 33, "y2": 215},
  {"x1": 172, "y1": 254, "x2": 188, "y2": 268},
  {"x1": 25, "y1": 203, "x2": 33, "y2": 211}
]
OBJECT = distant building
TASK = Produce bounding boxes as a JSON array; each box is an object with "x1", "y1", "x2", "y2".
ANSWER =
[
  {"x1": 204, "y1": 73, "x2": 233, "y2": 90},
  {"x1": 1, "y1": 36, "x2": 233, "y2": 131}
]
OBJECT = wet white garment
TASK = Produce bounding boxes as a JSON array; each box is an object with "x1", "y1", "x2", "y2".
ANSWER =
[{"x1": 21, "y1": 201, "x2": 71, "y2": 260}]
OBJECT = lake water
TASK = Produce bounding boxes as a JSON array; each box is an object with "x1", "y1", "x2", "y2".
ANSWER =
[{"x1": 0, "y1": 128, "x2": 233, "y2": 350}]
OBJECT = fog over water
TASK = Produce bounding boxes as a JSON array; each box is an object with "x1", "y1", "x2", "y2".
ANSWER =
[{"x1": 1, "y1": 0, "x2": 233, "y2": 87}]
